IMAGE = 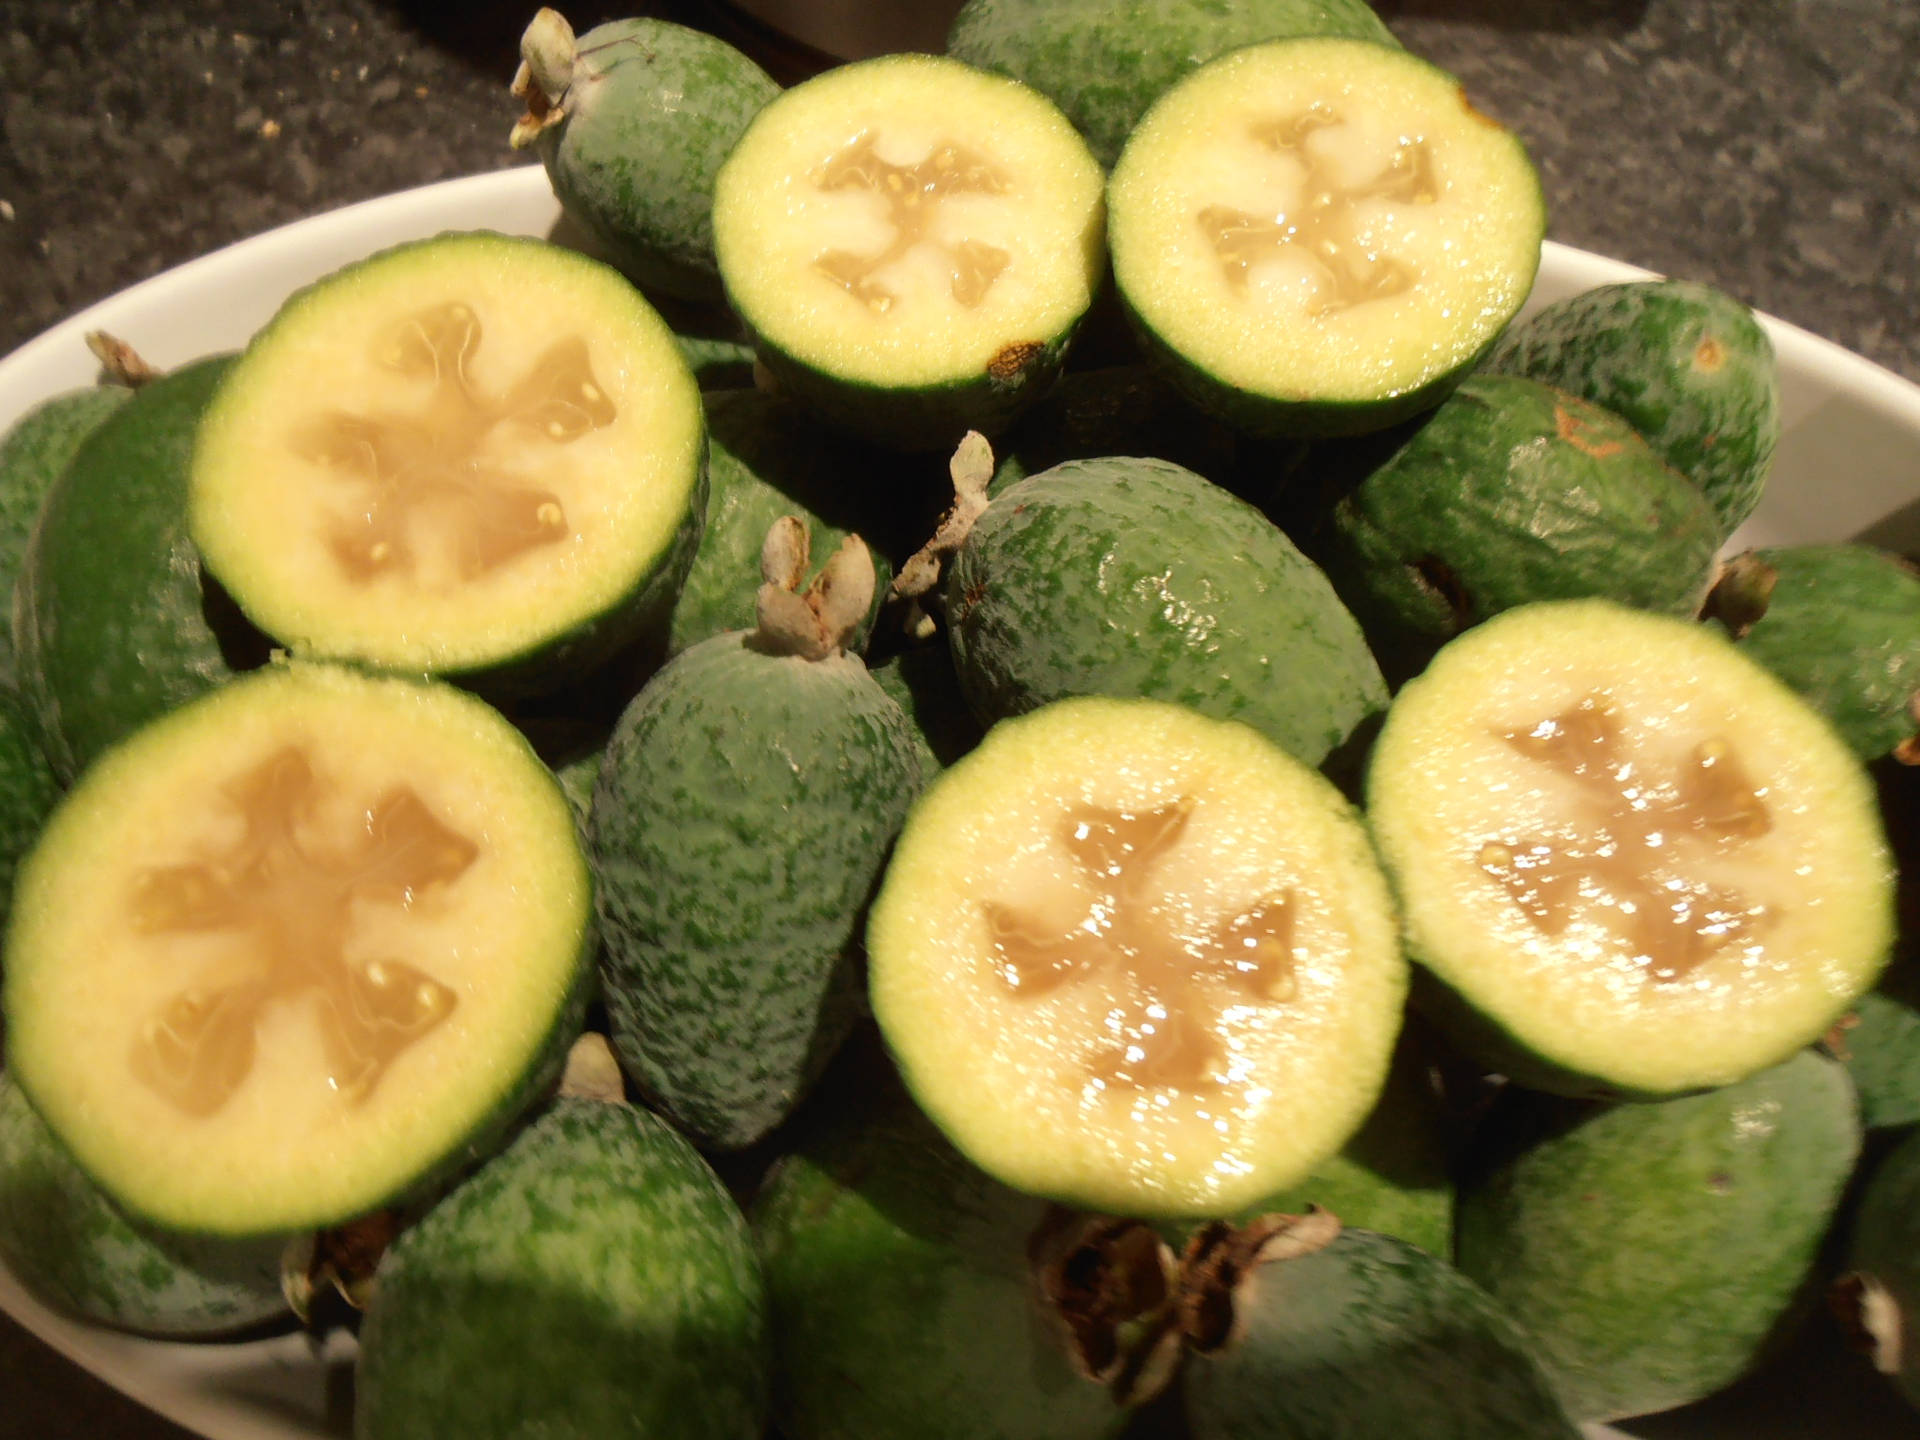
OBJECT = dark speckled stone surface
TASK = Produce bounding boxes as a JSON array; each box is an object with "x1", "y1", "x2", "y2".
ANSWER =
[{"x1": 0, "y1": 1, "x2": 1917, "y2": 1436}]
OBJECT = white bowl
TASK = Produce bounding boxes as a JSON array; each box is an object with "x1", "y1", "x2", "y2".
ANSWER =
[{"x1": 0, "y1": 164, "x2": 1914, "y2": 1440}]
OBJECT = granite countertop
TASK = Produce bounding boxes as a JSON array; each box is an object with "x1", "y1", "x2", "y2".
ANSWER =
[{"x1": 1, "y1": 1, "x2": 1917, "y2": 1436}]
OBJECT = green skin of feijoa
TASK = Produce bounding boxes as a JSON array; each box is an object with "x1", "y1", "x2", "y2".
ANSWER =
[
  {"x1": 12, "y1": 357, "x2": 249, "y2": 783},
  {"x1": 947, "y1": 0, "x2": 1398, "y2": 169},
  {"x1": 0, "y1": 385, "x2": 129, "y2": 690},
  {"x1": 1316, "y1": 373, "x2": 1722, "y2": 683},
  {"x1": 0, "y1": 688, "x2": 59, "y2": 942},
  {"x1": 868, "y1": 644, "x2": 985, "y2": 776},
  {"x1": 1185, "y1": 1229, "x2": 1580, "y2": 1440},
  {"x1": 0, "y1": 1072, "x2": 287, "y2": 1337},
  {"x1": 666, "y1": 390, "x2": 892, "y2": 658},
  {"x1": 751, "y1": 1058, "x2": 1132, "y2": 1440},
  {"x1": 1454, "y1": 1050, "x2": 1861, "y2": 1423},
  {"x1": 1848, "y1": 1126, "x2": 1920, "y2": 1410},
  {"x1": 1480, "y1": 278, "x2": 1780, "y2": 538},
  {"x1": 1712, "y1": 544, "x2": 1920, "y2": 762},
  {"x1": 589, "y1": 634, "x2": 925, "y2": 1151},
  {"x1": 945, "y1": 456, "x2": 1388, "y2": 772},
  {"x1": 355, "y1": 1095, "x2": 768, "y2": 1440},
  {"x1": 1839, "y1": 962, "x2": 1920, "y2": 1132},
  {"x1": 537, "y1": 18, "x2": 780, "y2": 302}
]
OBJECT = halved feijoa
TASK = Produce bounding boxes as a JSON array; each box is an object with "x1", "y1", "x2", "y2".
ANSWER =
[
  {"x1": 1109, "y1": 37, "x2": 1544, "y2": 438},
  {"x1": 2, "y1": 662, "x2": 593, "y2": 1237},
  {"x1": 190, "y1": 232, "x2": 706, "y2": 693},
  {"x1": 867, "y1": 696, "x2": 1406, "y2": 1219},
  {"x1": 712, "y1": 53, "x2": 1106, "y2": 451},
  {"x1": 1367, "y1": 600, "x2": 1894, "y2": 1097}
]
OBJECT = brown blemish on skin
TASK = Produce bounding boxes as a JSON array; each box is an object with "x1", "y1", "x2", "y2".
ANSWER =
[
  {"x1": 1693, "y1": 336, "x2": 1727, "y2": 373},
  {"x1": 1458, "y1": 85, "x2": 1506, "y2": 128},
  {"x1": 1554, "y1": 403, "x2": 1626, "y2": 459},
  {"x1": 988, "y1": 341, "x2": 1045, "y2": 383}
]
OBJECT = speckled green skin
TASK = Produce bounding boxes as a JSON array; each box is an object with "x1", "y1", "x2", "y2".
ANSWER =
[
  {"x1": 947, "y1": 0, "x2": 1397, "y2": 168},
  {"x1": 677, "y1": 333, "x2": 757, "y2": 390},
  {"x1": 1455, "y1": 1051, "x2": 1860, "y2": 1422},
  {"x1": 1841, "y1": 964, "x2": 1920, "y2": 1131},
  {"x1": 1186, "y1": 1229, "x2": 1579, "y2": 1440},
  {"x1": 589, "y1": 634, "x2": 924, "y2": 1150},
  {"x1": 946, "y1": 457, "x2": 1387, "y2": 770},
  {"x1": 1482, "y1": 279, "x2": 1779, "y2": 537},
  {"x1": 0, "y1": 386, "x2": 128, "y2": 689},
  {"x1": 1849, "y1": 1127, "x2": 1920, "y2": 1409},
  {"x1": 987, "y1": 365, "x2": 1242, "y2": 498},
  {"x1": 355, "y1": 1095, "x2": 767, "y2": 1440},
  {"x1": 1720, "y1": 545, "x2": 1920, "y2": 761},
  {"x1": 0, "y1": 689, "x2": 57, "y2": 944},
  {"x1": 869, "y1": 645, "x2": 984, "y2": 775},
  {"x1": 667, "y1": 390, "x2": 892, "y2": 657},
  {"x1": 0, "y1": 1072, "x2": 286, "y2": 1336},
  {"x1": 13, "y1": 357, "x2": 243, "y2": 782},
  {"x1": 538, "y1": 19, "x2": 779, "y2": 302},
  {"x1": 751, "y1": 1064, "x2": 1128, "y2": 1440},
  {"x1": 1318, "y1": 374, "x2": 1721, "y2": 682}
]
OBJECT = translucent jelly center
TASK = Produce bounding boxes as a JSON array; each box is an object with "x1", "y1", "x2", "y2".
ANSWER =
[
  {"x1": 811, "y1": 134, "x2": 1011, "y2": 314},
  {"x1": 1477, "y1": 695, "x2": 1773, "y2": 983},
  {"x1": 292, "y1": 301, "x2": 615, "y2": 583},
  {"x1": 985, "y1": 800, "x2": 1295, "y2": 1091},
  {"x1": 127, "y1": 746, "x2": 479, "y2": 1116},
  {"x1": 1200, "y1": 104, "x2": 1437, "y2": 315}
]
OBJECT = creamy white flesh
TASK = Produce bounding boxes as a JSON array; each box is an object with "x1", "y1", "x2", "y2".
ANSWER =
[
  {"x1": 191, "y1": 234, "x2": 702, "y2": 675},
  {"x1": 712, "y1": 54, "x2": 1105, "y2": 386},
  {"x1": 1369, "y1": 601, "x2": 1893, "y2": 1094},
  {"x1": 3, "y1": 665, "x2": 589, "y2": 1236},
  {"x1": 1109, "y1": 37, "x2": 1542, "y2": 405},
  {"x1": 868, "y1": 697, "x2": 1405, "y2": 1219}
]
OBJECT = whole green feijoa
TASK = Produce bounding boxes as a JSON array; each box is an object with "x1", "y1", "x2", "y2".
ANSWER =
[
  {"x1": 1183, "y1": 1221, "x2": 1580, "y2": 1440},
  {"x1": 511, "y1": 10, "x2": 780, "y2": 301},
  {"x1": 752, "y1": 1050, "x2": 1156, "y2": 1440},
  {"x1": 355, "y1": 1080, "x2": 767, "y2": 1440},
  {"x1": 667, "y1": 390, "x2": 892, "y2": 658},
  {"x1": 1841, "y1": 1126, "x2": 1920, "y2": 1411},
  {"x1": 0, "y1": 384, "x2": 130, "y2": 689},
  {"x1": 14, "y1": 356, "x2": 254, "y2": 783},
  {"x1": 1316, "y1": 374, "x2": 1721, "y2": 682},
  {"x1": 1706, "y1": 545, "x2": 1920, "y2": 762},
  {"x1": 1835, "y1": 963, "x2": 1920, "y2": 1132},
  {"x1": 947, "y1": 0, "x2": 1397, "y2": 170},
  {"x1": 0, "y1": 1071, "x2": 287, "y2": 1336},
  {"x1": 1454, "y1": 1050, "x2": 1860, "y2": 1422},
  {"x1": 1482, "y1": 278, "x2": 1780, "y2": 536},
  {"x1": 0, "y1": 690, "x2": 57, "y2": 940},
  {"x1": 945, "y1": 456, "x2": 1386, "y2": 772},
  {"x1": 590, "y1": 530, "x2": 924, "y2": 1149}
]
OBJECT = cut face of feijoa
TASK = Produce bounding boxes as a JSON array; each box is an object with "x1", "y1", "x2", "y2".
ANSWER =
[
  {"x1": 1367, "y1": 600, "x2": 1894, "y2": 1097},
  {"x1": 2, "y1": 663, "x2": 592, "y2": 1237},
  {"x1": 1109, "y1": 37, "x2": 1544, "y2": 437},
  {"x1": 712, "y1": 54, "x2": 1106, "y2": 448},
  {"x1": 190, "y1": 232, "x2": 705, "y2": 689},
  {"x1": 867, "y1": 696, "x2": 1406, "y2": 1219}
]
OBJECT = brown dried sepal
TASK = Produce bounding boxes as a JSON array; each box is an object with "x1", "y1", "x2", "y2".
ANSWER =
[
  {"x1": 753, "y1": 516, "x2": 876, "y2": 660},
  {"x1": 282, "y1": 1209, "x2": 403, "y2": 1324},
  {"x1": 1176, "y1": 1208, "x2": 1343, "y2": 1354},
  {"x1": 508, "y1": 7, "x2": 576, "y2": 149},
  {"x1": 1701, "y1": 550, "x2": 1778, "y2": 639},
  {"x1": 1832, "y1": 1270, "x2": 1906, "y2": 1376},
  {"x1": 1820, "y1": 1010, "x2": 1861, "y2": 1062},
  {"x1": 892, "y1": 430, "x2": 995, "y2": 609},
  {"x1": 1029, "y1": 1208, "x2": 1183, "y2": 1407},
  {"x1": 558, "y1": 1032, "x2": 627, "y2": 1105},
  {"x1": 84, "y1": 330, "x2": 159, "y2": 389}
]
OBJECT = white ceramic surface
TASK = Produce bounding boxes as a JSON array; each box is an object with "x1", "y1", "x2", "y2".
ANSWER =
[{"x1": 0, "y1": 164, "x2": 1915, "y2": 1440}]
